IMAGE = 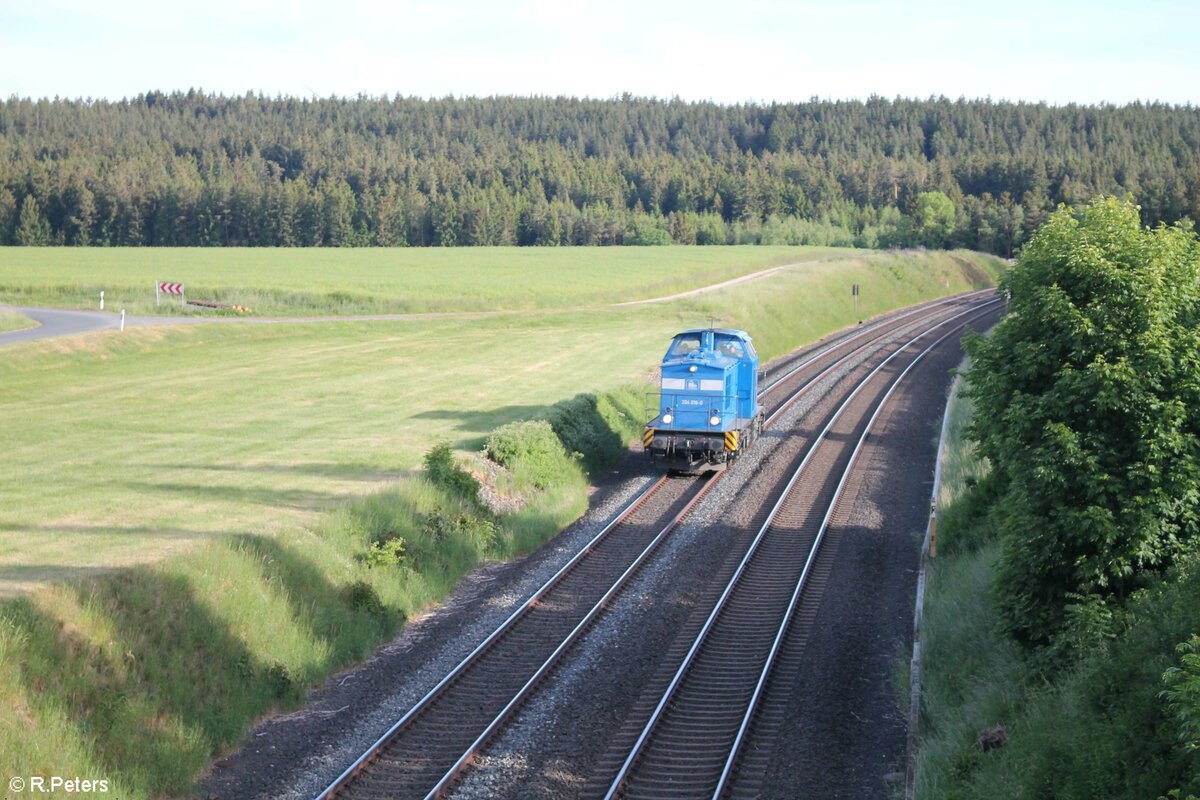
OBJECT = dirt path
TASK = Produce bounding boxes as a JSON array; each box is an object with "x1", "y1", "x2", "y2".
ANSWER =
[{"x1": 612, "y1": 259, "x2": 824, "y2": 305}]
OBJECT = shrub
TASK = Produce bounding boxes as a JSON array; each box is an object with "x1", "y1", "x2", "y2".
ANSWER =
[
  {"x1": 340, "y1": 580, "x2": 386, "y2": 619},
  {"x1": 1164, "y1": 635, "x2": 1200, "y2": 753},
  {"x1": 624, "y1": 216, "x2": 672, "y2": 245},
  {"x1": 423, "y1": 442, "x2": 480, "y2": 502},
  {"x1": 485, "y1": 419, "x2": 577, "y2": 489},
  {"x1": 362, "y1": 537, "x2": 407, "y2": 569},
  {"x1": 264, "y1": 662, "x2": 301, "y2": 702},
  {"x1": 937, "y1": 472, "x2": 1003, "y2": 557},
  {"x1": 542, "y1": 394, "x2": 623, "y2": 473},
  {"x1": 421, "y1": 510, "x2": 497, "y2": 551}
]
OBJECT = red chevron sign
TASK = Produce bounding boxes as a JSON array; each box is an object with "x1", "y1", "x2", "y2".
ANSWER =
[{"x1": 158, "y1": 282, "x2": 184, "y2": 295}]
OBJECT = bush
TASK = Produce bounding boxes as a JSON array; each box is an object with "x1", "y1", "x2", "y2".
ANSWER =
[
  {"x1": 423, "y1": 442, "x2": 479, "y2": 502},
  {"x1": 421, "y1": 510, "x2": 497, "y2": 551},
  {"x1": 624, "y1": 215, "x2": 673, "y2": 245},
  {"x1": 340, "y1": 580, "x2": 386, "y2": 619},
  {"x1": 541, "y1": 394, "x2": 625, "y2": 473},
  {"x1": 264, "y1": 662, "x2": 301, "y2": 702},
  {"x1": 937, "y1": 472, "x2": 1003, "y2": 557},
  {"x1": 485, "y1": 419, "x2": 577, "y2": 489},
  {"x1": 362, "y1": 537, "x2": 407, "y2": 569}
]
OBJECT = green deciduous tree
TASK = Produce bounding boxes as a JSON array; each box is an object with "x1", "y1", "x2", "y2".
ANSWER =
[
  {"x1": 964, "y1": 197, "x2": 1200, "y2": 650},
  {"x1": 913, "y1": 190, "x2": 956, "y2": 248}
]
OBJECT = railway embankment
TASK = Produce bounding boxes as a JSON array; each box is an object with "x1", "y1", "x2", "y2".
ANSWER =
[{"x1": 0, "y1": 250, "x2": 1004, "y2": 799}]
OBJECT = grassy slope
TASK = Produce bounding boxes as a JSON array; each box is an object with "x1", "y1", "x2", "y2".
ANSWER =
[
  {"x1": 0, "y1": 245, "x2": 841, "y2": 315},
  {"x1": 914, "y1": 364, "x2": 1200, "y2": 800},
  {"x1": 0, "y1": 248, "x2": 1003, "y2": 799}
]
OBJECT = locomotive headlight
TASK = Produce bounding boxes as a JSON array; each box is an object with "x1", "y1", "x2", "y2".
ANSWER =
[
  {"x1": 689, "y1": 365, "x2": 698, "y2": 372},
  {"x1": 710, "y1": 414, "x2": 721, "y2": 426},
  {"x1": 662, "y1": 413, "x2": 674, "y2": 424}
]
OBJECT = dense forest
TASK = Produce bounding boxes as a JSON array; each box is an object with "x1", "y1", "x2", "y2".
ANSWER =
[{"x1": 0, "y1": 93, "x2": 1197, "y2": 252}]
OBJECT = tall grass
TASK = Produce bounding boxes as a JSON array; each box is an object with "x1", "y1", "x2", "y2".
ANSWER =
[{"x1": 0, "y1": 440, "x2": 594, "y2": 798}]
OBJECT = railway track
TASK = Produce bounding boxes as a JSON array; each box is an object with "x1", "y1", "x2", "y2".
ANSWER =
[
  {"x1": 596, "y1": 302, "x2": 1002, "y2": 800},
  {"x1": 315, "y1": 291, "x2": 999, "y2": 800}
]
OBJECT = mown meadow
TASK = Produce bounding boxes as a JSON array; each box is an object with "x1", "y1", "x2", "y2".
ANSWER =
[
  {"x1": 0, "y1": 245, "x2": 841, "y2": 315},
  {"x1": 0, "y1": 246, "x2": 1002, "y2": 798}
]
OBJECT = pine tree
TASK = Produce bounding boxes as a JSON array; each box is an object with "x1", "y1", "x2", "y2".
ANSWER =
[{"x1": 15, "y1": 195, "x2": 50, "y2": 246}]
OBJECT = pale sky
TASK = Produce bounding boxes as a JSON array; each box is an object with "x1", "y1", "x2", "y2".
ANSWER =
[{"x1": 2, "y1": 0, "x2": 1197, "y2": 105}]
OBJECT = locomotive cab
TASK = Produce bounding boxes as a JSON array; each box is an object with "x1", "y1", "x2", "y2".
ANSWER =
[{"x1": 643, "y1": 328, "x2": 765, "y2": 472}]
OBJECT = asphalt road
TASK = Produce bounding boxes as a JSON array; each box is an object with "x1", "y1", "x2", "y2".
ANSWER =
[
  {"x1": 0, "y1": 305, "x2": 517, "y2": 348},
  {"x1": 0, "y1": 306, "x2": 126, "y2": 346}
]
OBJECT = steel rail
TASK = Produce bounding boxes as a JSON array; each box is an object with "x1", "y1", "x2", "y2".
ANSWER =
[
  {"x1": 758, "y1": 290, "x2": 993, "y2": 426},
  {"x1": 315, "y1": 292, "x2": 997, "y2": 800},
  {"x1": 602, "y1": 298, "x2": 1001, "y2": 800}
]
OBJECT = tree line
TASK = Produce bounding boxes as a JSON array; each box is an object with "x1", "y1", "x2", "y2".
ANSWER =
[{"x1": 0, "y1": 93, "x2": 1197, "y2": 251}]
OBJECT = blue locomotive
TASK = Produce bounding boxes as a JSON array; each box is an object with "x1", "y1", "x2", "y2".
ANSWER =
[{"x1": 642, "y1": 328, "x2": 765, "y2": 472}]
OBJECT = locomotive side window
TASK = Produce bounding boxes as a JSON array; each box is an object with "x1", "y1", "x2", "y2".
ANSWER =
[{"x1": 668, "y1": 335, "x2": 701, "y2": 356}]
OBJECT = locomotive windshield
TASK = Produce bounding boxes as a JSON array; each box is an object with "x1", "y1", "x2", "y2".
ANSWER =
[
  {"x1": 668, "y1": 335, "x2": 702, "y2": 357},
  {"x1": 716, "y1": 336, "x2": 744, "y2": 358}
]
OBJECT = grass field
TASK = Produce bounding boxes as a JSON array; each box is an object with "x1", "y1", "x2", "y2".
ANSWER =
[
  {"x1": 0, "y1": 249, "x2": 1002, "y2": 595},
  {"x1": 0, "y1": 245, "x2": 844, "y2": 315}
]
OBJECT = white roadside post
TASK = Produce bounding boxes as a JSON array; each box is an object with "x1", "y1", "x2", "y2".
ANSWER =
[
  {"x1": 100, "y1": 290, "x2": 105, "y2": 310},
  {"x1": 120, "y1": 309, "x2": 126, "y2": 331}
]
